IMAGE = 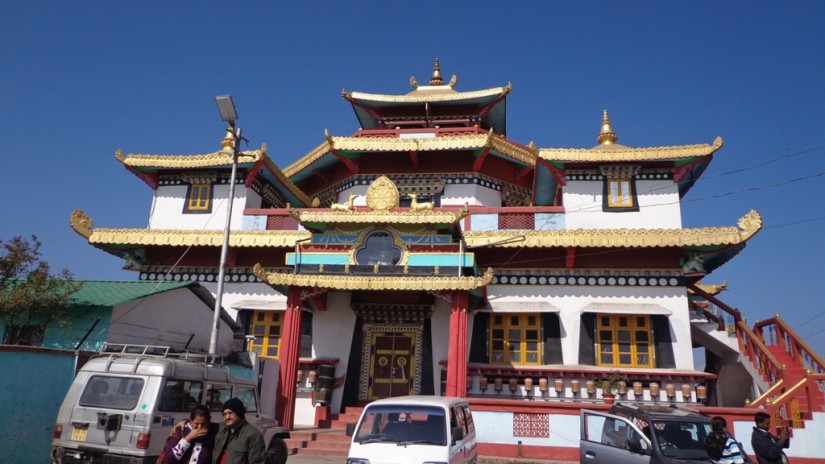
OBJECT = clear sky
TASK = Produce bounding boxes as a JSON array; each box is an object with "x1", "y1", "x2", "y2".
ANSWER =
[{"x1": 3, "y1": 2, "x2": 824, "y2": 356}]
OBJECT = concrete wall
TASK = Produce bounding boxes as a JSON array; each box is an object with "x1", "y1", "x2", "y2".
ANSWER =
[
  {"x1": 0, "y1": 347, "x2": 78, "y2": 463},
  {"x1": 149, "y1": 184, "x2": 247, "y2": 230}
]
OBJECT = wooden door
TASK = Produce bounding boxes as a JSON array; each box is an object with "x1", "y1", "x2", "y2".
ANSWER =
[{"x1": 368, "y1": 330, "x2": 416, "y2": 400}]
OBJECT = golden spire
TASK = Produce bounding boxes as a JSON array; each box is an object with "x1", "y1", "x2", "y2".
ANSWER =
[
  {"x1": 221, "y1": 127, "x2": 235, "y2": 152},
  {"x1": 430, "y1": 58, "x2": 444, "y2": 86},
  {"x1": 597, "y1": 109, "x2": 618, "y2": 145}
]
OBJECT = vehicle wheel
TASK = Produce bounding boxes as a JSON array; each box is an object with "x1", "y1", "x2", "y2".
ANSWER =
[{"x1": 266, "y1": 436, "x2": 288, "y2": 464}]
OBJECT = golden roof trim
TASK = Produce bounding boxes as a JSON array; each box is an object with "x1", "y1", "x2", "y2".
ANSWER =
[
  {"x1": 253, "y1": 264, "x2": 494, "y2": 291},
  {"x1": 690, "y1": 280, "x2": 729, "y2": 296},
  {"x1": 286, "y1": 205, "x2": 469, "y2": 225},
  {"x1": 70, "y1": 210, "x2": 310, "y2": 247},
  {"x1": 463, "y1": 210, "x2": 761, "y2": 248},
  {"x1": 116, "y1": 149, "x2": 263, "y2": 169},
  {"x1": 539, "y1": 136, "x2": 723, "y2": 161},
  {"x1": 283, "y1": 134, "x2": 537, "y2": 177},
  {"x1": 256, "y1": 154, "x2": 312, "y2": 206},
  {"x1": 343, "y1": 84, "x2": 511, "y2": 104}
]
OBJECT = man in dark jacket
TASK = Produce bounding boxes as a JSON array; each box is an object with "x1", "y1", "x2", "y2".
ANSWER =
[
  {"x1": 212, "y1": 398, "x2": 266, "y2": 464},
  {"x1": 751, "y1": 411, "x2": 789, "y2": 464}
]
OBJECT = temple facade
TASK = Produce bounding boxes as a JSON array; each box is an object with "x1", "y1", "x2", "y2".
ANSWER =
[{"x1": 71, "y1": 60, "x2": 825, "y2": 461}]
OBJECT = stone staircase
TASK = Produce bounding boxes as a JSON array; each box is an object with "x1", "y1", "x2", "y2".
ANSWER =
[{"x1": 286, "y1": 406, "x2": 363, "y2": 458}]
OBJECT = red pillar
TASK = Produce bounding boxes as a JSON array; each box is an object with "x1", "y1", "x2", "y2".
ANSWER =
[
  {"x1": 276, "y1": 287, "x2": 302, "y2": 429},
  {"x1": 446, "y1": 291, "x2": 469, "y2": 397}
]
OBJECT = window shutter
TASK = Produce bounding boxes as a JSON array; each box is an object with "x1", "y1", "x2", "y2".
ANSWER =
[
  {"x1": 542, "y1": 313, "x2": 563, "y2": 364},
  {"x1": 652, "y1": 315, "x2": 676, "y2": 368},
  {"x1": 578, "y1": 313, "x2": 596, "y2": 365},
  {"x1": 469, "y1": 312, "x2": 489, "y2": 363}
]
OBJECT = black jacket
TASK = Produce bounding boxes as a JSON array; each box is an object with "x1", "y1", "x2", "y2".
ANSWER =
[
  {"x1": 211, "y1": 420, "x2": 266, "y2": 464},
  {"x1": 751, "y1": 427, "x2": 789, "y2": 464}
]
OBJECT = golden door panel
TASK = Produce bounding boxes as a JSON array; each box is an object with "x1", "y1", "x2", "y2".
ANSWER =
[{"x1": 360, "y1": 325, "x2": 422, "y2": 402}]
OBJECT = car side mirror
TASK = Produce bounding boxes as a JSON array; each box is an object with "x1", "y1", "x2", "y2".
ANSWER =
[
  {"x1": 345, "y1": 423, "x2": 355, "y2": 437},
  {"x1": 627, "y1": 437, "x2": 649, "y2": 455},
  {"x1": 451, "y1": 426, "x2": 464, "y2": 443}
]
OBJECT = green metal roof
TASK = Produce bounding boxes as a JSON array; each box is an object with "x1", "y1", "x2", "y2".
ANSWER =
[{"x1": 70, "y1": 280, "x2": 195, "y2": 307}]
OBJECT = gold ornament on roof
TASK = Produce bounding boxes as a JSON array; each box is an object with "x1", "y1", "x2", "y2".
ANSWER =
[
  {"x1": 430, "y1": 58, "x2": 444, "y2": 85},
  {"x1": 409, "y1": 58, "x2": 458, "y2": 89},
  {"x1": 366, "y1": 175, "x2": 400, "y2": 211},
  {"x1": 597, "y1": 109, "x2": 618, "y2": 145}
]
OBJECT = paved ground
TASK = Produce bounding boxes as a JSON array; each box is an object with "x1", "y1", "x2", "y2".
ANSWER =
[{"x1": 286, "y1": 454, "x2": 576, "y2": 463}]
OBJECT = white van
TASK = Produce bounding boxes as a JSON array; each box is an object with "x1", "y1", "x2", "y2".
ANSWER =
[
  {"x1": 346, "y1": 395, "x2": 478, "y2": 464},
  {"x1": 50, "y1": 344, "x2": 289, "y2": 464}
]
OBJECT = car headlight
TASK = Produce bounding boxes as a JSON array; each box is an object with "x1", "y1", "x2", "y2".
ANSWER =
[{"x1": 347, "y1": 459, "x2": 370, "y2": 464}]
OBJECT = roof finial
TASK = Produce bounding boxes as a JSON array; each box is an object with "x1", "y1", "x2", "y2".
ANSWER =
[
  {"x1": 221, "y1": 127, "x2": 235, "y2": 152},
  {"x1": 597, "y1": 109, "x2": 618, "y2": 145},
  {"x1": 430, "y1": 58, "x2": 444, "y2": 86}
]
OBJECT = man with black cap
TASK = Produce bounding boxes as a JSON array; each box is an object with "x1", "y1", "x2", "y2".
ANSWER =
[{"x1": 212, "y1": 398, "x2": 266, "y2": 464}]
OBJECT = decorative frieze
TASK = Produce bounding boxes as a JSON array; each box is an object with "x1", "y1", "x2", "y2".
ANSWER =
[{"x1": 492, "y1": 269, "x2": 684, "y2": 287}]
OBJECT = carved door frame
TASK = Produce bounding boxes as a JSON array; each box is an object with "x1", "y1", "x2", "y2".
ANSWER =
[{"x1": 359, "y1": 324, "x2": 422, "y2": 402}]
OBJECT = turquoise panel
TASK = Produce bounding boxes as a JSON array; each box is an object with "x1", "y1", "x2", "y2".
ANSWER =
[{"x1": 242, "y1": 215, "x2": 267, "y2": 230}]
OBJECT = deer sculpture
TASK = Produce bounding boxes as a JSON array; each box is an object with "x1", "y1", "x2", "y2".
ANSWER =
[
  {"x1": 331, "y1": 193, "x2": 357, "y2": 212},
  {"x1": 408, "y1": 193, "x2": 433, "y2": 212}
]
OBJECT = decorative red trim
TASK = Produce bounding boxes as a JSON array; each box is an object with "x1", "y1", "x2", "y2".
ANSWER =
[
  {"x1": 538, "y1": 158, "x2": 567, "y2": 186},
  {"x1": 330, "y1": 148, "x2": 359, "y2": 174},
  {"x1": 409, "y1": 150, "x2": 419, "y2": 168},
  {"x1": 515, "y1": 166, "x2": 535, "y2": 181},
  {"x1": 245, "y1": 158, "x2": 266, "y2": 188},
  {"x1": 478, "y1": 93, "x2": 509, "y2": 120},
  {"x1": 311, "y1": 170, "x2": 330, "y2": 182},
  {"x1": 478, "y1": 442, "x2": 580, "y2": 462}
]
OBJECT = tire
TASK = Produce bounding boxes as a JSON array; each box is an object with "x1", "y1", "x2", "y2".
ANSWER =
[{"x1": 265, "y1": 436, "x2": 288, "y2": 464}]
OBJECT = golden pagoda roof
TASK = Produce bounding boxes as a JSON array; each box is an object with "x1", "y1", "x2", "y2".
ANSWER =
[
  {"x1": 283, "y1": 131, "x2": 536, "y2": 177},
  {"x1": 253, "y1": 264, "x2": 494, "y2": 291},
  {"x1": 116, "y1": 142, "x2": 311, "y2": 206},
  {"x1": 538, "y1": 136, "x2": 723, "y2": 163},
  {"x1": 344, "y1": 84, "x2": 511, "y2": 104},
  {"x1": 70, "y1": 210, "x2": 309, "y2": 248},
  {"x1": 463, "y1": 210, "x2": 762, "y2": 249},
  {"x1": 287, "y1": 205, "x2": 469, "y2": 226}
]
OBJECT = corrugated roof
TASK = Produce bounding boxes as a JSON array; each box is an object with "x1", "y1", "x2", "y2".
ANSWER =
[{"x1": 70, "y1": 280, "x2": 195, "y2": 307}]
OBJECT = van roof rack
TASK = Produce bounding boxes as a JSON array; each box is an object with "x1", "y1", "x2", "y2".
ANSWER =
[{"x1": 100, "y1": 343, "x2": 224, "y2": 364}]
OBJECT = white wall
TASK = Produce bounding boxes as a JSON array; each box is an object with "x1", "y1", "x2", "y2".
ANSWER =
[
  {"x1": 563, "y1": 179, "x2": 682, "y2": 229},
  {"x1": 474, "y1": 410, "x2": 580, "y2": 448},
  {"x1": 431, "y1": 299, "x2": 452, "y2": 392},
  {"x1": 443, "y1": 183, "x2": 501, "y2": 207},
  {"x1": 311, "y1": 292, "x2": 357, "y2": 413},
  {"x1": 109, "y1": 288, "x2": 235, "y2": 354},
  {"x1": 485, "y1": 285, "x2": 694, "y2": 369},
  {"x1": 149, "y1": 184, "x2": 248, "y2": 230}
]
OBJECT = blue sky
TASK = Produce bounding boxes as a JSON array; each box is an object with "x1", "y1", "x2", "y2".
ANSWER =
[{"x1": 3, "y1": 2, "x2": 824, "y2": 356}]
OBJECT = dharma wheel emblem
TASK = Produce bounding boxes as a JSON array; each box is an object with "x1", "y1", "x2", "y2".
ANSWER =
[{"x1": 366, "y1": 176, "x2": 399, "y2": 212}]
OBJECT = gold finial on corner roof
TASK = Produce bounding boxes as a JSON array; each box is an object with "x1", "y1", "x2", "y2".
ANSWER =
[
  {"x1": 597, "y1": 109, "x2": 618, "y2": 145},
  {"x1": 430, "y1": 58, "x2": 444, "y2": 86},
  {"x1": 221, "y1": 127, "x2": 235, "y2": 152}
]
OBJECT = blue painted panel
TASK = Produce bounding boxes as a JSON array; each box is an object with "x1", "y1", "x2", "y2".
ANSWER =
[
  {"x1": 535, "y1": 213, "x2": 565, "y2": 230},
  {"x1": 242, "y1": 215, "x2": 267, "y2": 230},
  {"x1": 407, "y1": 254, "x2": 475, "y2": 267},
  {"x1": 470, "y1": 213, "x2": 499, "y2": 231},
  {"x1": 0, "y1": 348, "x2": 77, "y2": 463}
]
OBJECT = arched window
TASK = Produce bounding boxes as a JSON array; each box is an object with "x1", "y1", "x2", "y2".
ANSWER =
[{"x1": 354, "y1": 230, "x2": 402, "y2": 266}]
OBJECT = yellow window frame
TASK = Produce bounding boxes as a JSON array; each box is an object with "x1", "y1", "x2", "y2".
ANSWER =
[
  {"x1": 187, "y1": 184, "x2": 212, "y2": 211},
  {"x1": 489, "y1": 313, "x2": 542, "y2": 365},
  {"x1": 596, "y1": 314, "x2": 654, "y2": 368},
  {"x1": 247, "y1": 311, "x2": 283, "y2": 359},
  {"x1": 607, "y1": 178, "x2": 634, "y2": 207}
]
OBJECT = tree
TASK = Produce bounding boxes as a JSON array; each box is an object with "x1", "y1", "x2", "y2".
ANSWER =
[{"x1": 0, "y1": 235, "x2": 81, "y2": 345}]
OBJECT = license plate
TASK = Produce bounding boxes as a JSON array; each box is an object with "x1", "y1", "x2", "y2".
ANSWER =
[{"x1": 71, "y1": 427, "x2": 88, "y2": 442}]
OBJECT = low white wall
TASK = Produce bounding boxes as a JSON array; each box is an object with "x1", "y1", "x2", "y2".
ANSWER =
[{"x1": 474, "y1": 410, "x2": 580, "y2": 448}]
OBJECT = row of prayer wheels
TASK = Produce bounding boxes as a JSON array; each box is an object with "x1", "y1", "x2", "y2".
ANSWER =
[{"x1": 470, "y1": 376, "x2": 707, "y2": 402}]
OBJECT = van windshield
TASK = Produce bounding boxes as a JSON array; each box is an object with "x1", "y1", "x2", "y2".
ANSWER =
[
  {"x1": 79, "y1": 376, "x2": 144, "y2": 410},
  {"x1": 652, "y1": 420, "x2": 712, "y2": 460},
  {"x1": 355, "y1": 405, "x2": 446, "y2": 446}
]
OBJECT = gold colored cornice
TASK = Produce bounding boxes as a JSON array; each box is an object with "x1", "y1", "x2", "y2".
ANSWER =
[
  {"x1": 283, "y1": 133, "x2": 537, "y2": 177},
  {"x1": 342, "y1": 84, "x2": 511, "y2": 104},
  {"x1": 253, "y1": 264, "x2": 494, "y2": 291},
  {"x1": 286, "y1": 204, "x2": 470, "y2": 225},
  {"x1": 70, "y1": 209, "x2": 310, "y2": 247},
  {"x1": 116, "y1": 149, "x2": 263, "y2": 169},
  {"x1": 463, "y1": 210, "x2": 761, "y2": 249},
  {"x1": 690, "y1": 280, "x2": 729, "y2": 296},
  {"x1": 539, "y1": 137, "x2": 723, "y2": 162}
]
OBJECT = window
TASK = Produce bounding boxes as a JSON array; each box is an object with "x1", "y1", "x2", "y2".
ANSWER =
[
  {"x1": 354, "y1": 230, "x2": 403, "y2": 266},
  {"x1": 603, "y1": 178, "x2": 639, "y2": 211},
  {"x1": 490, "y1": 314, "x2": 542, "y2": 365},
  {"x1": 596, "y1": 314, "x2": 654, "y2": 368},
  {"x1": 248, "y1": 311, "x2": 282, "y2": 359},
  {"x1": 184, "y1": 183, "x2": 212, "y2": 213},
  {"x1": 79, "y1": 375, "x2": 145, "y2": 410},
  {"x1": 235, "y1": 386, "x2": 258, "y2": 413},
  {"x1": 206, "y1": 384, "x2": 232, "y2": 412},
  {"x1": 2, "y1": 324, "x2": 44, "y2": 346},
  {"x1": 158, "y1": 379, "x2": 203, "y2": 412}
]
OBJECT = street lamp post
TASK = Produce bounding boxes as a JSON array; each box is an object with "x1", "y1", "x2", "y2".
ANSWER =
[{"x1": 209, "y1": 95, "x2": 241, "y2": 357}]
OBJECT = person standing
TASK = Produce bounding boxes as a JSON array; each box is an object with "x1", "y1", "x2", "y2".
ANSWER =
[
  {"x1": 751, "y1": 412, "x2": 790, "y2": 464},
  {"x1": 706, "y1": 416, "x2": 745, "y2": 464},
  {"x1": 162, "y1": 405, "x2": 214, "y2": 464},
  {"x1": 212, "y1": 398, "x2": 266, "y2": 464}
]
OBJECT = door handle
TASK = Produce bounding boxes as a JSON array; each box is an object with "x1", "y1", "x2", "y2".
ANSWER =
[{"x1": 584, "y1": 451, "x2": 596, "y2": 459}]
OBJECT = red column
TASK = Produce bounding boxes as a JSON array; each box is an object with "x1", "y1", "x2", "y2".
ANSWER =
[
  {"x1": 276, "y1": 287, "x2": 303, "y2": 429},
  {"x1": 446, "y1": 291, "x2": 469, "y2": 397}
]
